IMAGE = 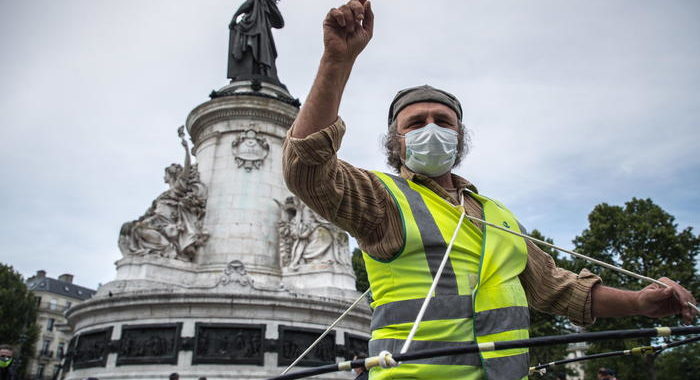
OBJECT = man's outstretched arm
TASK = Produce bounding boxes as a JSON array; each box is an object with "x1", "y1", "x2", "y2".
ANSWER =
[
  {"x1": 291, "y1": 0, "x2": 373, "y2": 138},
  {"x1": 592, "y1": 278, "x2": 698, "y2": 324}
]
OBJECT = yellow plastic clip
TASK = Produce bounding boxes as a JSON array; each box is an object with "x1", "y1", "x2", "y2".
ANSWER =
[
  {"x1": 655, "y1": 327, "x2": 672, "y2": 337},
  {"x1": 630, "y1": 346, "x2": 655, "y2": 356}
]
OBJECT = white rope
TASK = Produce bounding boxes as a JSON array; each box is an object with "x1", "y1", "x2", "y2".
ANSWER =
[
  {"x1": 377, "y1": 350, "x2": 398, "y2": 368},
  {"x1": 400, "y1": 195, "x2": 468, "y2": 354},
  {"x1": 459, "y1": 210, "x2": 700, "y2": 313},
  {"x1": 280, "y1": 288, "x2": 371, "y2": 375}
]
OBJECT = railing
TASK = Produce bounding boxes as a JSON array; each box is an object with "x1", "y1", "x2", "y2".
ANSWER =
[{"x1": 36, "y1": 302, "x2": 70, "y2": 313}]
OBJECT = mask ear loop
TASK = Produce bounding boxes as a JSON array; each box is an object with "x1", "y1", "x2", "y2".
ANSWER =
[{"x1": 399, "y1": 192, "x2": 468, "y2": 354}]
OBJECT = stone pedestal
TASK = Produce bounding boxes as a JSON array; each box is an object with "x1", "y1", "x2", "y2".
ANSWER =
[
  {"x1": 187, "y1": 81, "x2": 297, "y2": 285},
  {"x1": 66, "y1": 288, "x2": 370, "y2": 380},
  {"x1": 64, "y1": 82, "x2": 372, "y2": 380}
]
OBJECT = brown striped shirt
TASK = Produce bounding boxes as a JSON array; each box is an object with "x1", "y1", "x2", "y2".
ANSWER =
[{"x1": 283, "y1": 117, "x2": 601, "y2": 326}]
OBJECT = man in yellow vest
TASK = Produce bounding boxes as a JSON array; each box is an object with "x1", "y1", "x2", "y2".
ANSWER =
[{"x1": 282, "y1": 1, "x2": 698, "y2": 379}]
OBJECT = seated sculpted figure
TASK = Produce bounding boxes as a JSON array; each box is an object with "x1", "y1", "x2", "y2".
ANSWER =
[{"x1": 118, "y1": 128, "x2": 208, "y2": 262}]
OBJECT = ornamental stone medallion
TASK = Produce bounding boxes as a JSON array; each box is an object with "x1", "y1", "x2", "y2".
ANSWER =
[{"x1": 231, "y1": 127, "x2": 270, "y2": 171}]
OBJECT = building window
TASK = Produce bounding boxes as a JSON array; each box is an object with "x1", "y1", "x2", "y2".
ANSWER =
[
  {"x1": 36, "y1": 296, "x2": 42, "y2": 306},
  {"x1": 47, "y1": 318, "x2": 55, "y2": 331},
  {"x1": 49, "y1": 299, "x2": 57, "y2": 310},
  {"x1": 66, "y1": 301, "x2": 72, "y2": 309},
  {"x1": 57, "y1": 342, "x2": 65, "y2": 359},
  {"x1": 37, "y1": 364, "x2": 45, "y2": 378},
  {"x1": 41, "y1": 339, "x2": 51, "y2": 355}
]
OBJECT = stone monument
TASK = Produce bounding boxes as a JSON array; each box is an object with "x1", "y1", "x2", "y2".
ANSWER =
[{"x1": 64, "y1": 2, "x2": 371, "y2": 379}]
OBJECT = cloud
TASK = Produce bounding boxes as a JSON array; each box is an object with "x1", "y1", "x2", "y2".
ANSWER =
[{"x1": 1, "y1": 0, "x2": 698, "y2": 287}]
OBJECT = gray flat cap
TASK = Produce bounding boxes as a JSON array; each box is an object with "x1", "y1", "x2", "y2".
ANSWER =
[{"x1": 388, "y1": 84, "x2": 463, "y2": 126}]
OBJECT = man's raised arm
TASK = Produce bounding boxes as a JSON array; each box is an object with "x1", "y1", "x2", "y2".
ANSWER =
[{"x1": 291, "y1": 0, "x2": 373, "y2": 138}]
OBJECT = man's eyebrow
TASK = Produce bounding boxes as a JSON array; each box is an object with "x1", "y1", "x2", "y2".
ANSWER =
[
  {"x1": 403, "y1": 112, "x2": 427, "y2": 124},
  {"x1": 433, "y1": 110, "x2": 458, "y2": 121}
]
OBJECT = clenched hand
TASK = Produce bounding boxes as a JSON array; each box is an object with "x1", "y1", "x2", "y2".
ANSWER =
[{"x1": 323, "y1": 0, "x2": 374, "y2": 63}]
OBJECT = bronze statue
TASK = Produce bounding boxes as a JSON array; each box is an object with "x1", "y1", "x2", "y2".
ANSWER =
[{"x1": 227, "y1": 0, "x2": 284, "y2": 85}]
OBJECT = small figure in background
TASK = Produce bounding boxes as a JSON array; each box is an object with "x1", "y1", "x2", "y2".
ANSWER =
[
  {"x1": 352, "y1": 352, "x2": 368, "y2": 380},
  {"x1": 0, "y1": 345, "x2": 17, "y2": 380}
]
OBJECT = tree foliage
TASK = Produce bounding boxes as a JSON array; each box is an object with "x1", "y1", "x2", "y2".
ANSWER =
[
  {"x1": 0, "y1": 263, "x2": 39, "y2": 377},
  {"x1": 352, "y1": 248, "x2": 370, "y2": 293},
  {"x1": 527, "y1": 229, "x2": 576, "y2": 379},
  {"x1": 654, "y1": 341, "x2": 700, "y2": 379},
  {"x1": 569, "y1": 198, "x2": 699, "y2": 379}
]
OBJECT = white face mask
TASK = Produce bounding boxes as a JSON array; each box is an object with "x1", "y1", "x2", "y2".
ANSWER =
[{"x1": 401, "y1": 123, "x2": 458, "y2": 177}]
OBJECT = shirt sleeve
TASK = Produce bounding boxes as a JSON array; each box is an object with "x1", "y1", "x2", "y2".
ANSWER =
[
  {"x1": 282, "y1": 118, "x2": 404, "y2": 259},
  {"x1": 519, "y1": 240, "x2": 602, "y2": 326}
]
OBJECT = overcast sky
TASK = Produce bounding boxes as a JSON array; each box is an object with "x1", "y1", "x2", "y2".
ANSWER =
[{"x1": 1, "y1": 0, "x2": 698, "y2": 289}]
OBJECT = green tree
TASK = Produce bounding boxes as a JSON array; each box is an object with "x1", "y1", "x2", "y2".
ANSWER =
[
  {"x1": 654, "y1": 340, "x2": 700, "y2": 379},
  {"x1": 527, "y1": 229, "x2": 576, "y2": 379},
  {"x1": 0, "y1": 263, "x2": 39, "y2": 378},
  {"x1": 351, "y1": 248, "x2": 369, "y2": 293},
  {"x1": 569, "y1": 198, "x2": 699, "y2": 379}
]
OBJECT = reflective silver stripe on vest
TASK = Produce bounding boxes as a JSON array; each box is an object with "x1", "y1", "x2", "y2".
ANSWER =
[
  {"x1": 474, "y1": 306, "x2": 530, "y2": 337},
  {"x1": 386, "y1": 174, "x2": 458, "y2": 295},
  {"x1": 370, "y1": 294, "x2": 473, "y2": 331},
  {"x1": 369, "y1": 339, "x2": 482, "y2": 367},
  {"x1": 483, "y1": 352, "x2": 529, "y2": 380}
]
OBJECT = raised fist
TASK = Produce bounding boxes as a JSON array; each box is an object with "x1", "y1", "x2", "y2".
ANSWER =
[{"x1": 322, "y1": 0, "x2": 374, "y2": 63}]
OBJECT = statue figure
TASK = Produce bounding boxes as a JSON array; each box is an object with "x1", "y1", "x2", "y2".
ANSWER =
[
  {"x1": 288, "y1": 210, "x2": 335, "y2": 270},
  {"x1": 275, "y1": 196, "x2": 352, "y2": 271},
  {"x1": 118, "y1": 127, "x2": 209, "y2": 262},
  {"x1": 227, "y1": 0, "x2": 284, "y2": 84},
  {"x1": 275, "y1": 196, "x2": 300, "y2": 267}
]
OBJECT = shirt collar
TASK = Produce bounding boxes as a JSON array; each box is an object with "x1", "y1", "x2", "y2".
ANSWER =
[{"x1": 399, "y1": 166, "x2": 479, "y2": 202}]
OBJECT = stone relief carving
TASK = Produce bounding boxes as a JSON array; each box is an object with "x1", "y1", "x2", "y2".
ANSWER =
[
  {"x1": 73, "y1": 328, "x2": 111, "y2": 369},
  {"x1": 194, "y1": 325, "x2": 263, "y2": 364},
  {"x1": 276, "y1": 196, "x2": 352, "y2": 271},
  {"x1": 217, "y1": 260, "x2": 254, "y2": 288},
  {"x1": 231, "y1": 128, "x2": 269, "y2": 171},
  {"x1": 215, "y1": 260, "x2": 291, "y2": 292},
  {"x1": 278, "y1": 328, "x2": 335, "y2": 366},
  {"x1": 118, "y1": 126, "x2": 209, "y2": 262},
  {"x1": 118, "y1": 326, "x2": 178, "y2": 361}
]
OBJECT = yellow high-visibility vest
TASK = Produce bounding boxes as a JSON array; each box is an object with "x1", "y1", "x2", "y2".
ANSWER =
[{"x1": 364, "y1": 172, "x2": 530, "y2": 380}]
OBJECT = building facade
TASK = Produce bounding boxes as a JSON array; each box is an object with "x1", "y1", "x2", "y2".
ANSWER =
[{"x1": 25, "y1": 270, "x2": 95, "y2": 380}]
